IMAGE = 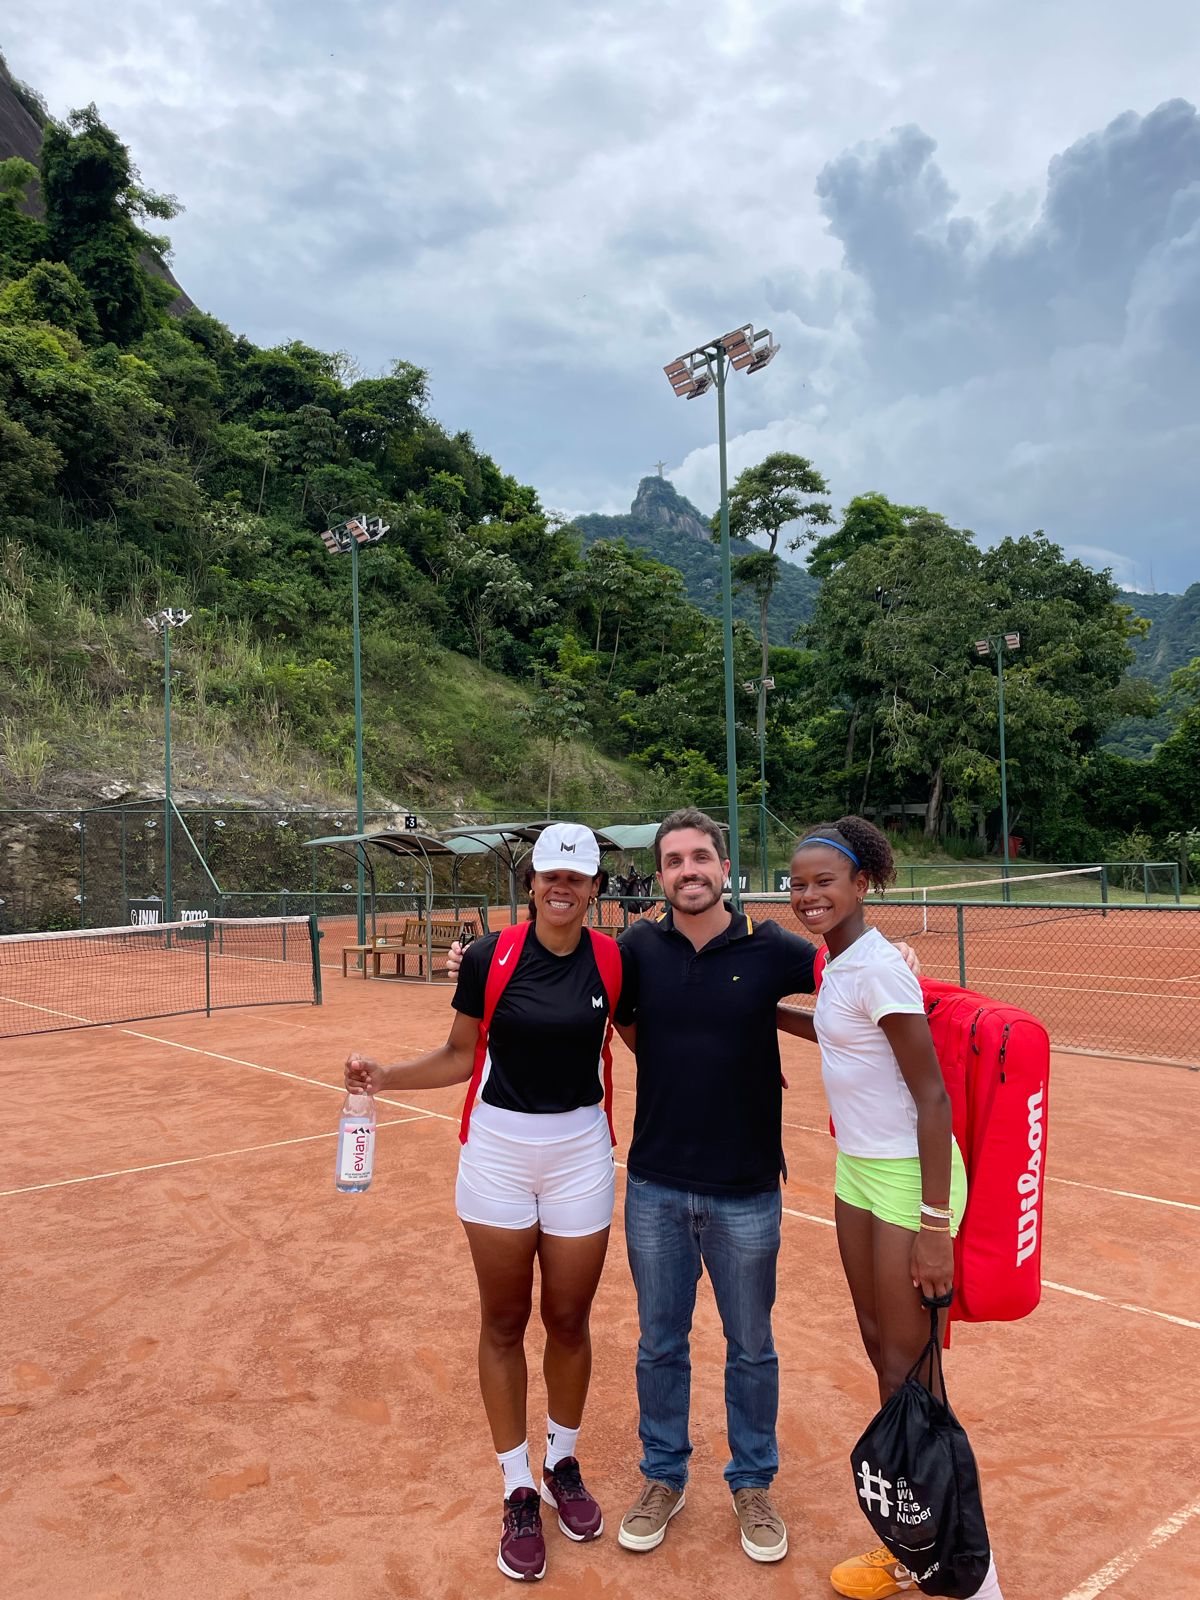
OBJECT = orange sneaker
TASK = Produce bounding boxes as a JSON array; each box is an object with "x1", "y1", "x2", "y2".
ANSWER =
[{"x1": 829, "y1": 1545, "x2": 916, "y2": 1598}]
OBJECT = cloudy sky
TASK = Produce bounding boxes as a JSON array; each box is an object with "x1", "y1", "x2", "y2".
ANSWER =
[{"x1": 6, "y1": 2, "x2": 1200, "y2": 590}]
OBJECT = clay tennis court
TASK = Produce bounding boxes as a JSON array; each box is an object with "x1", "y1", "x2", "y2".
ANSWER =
[{"x1": 2, "y1": 933, "x2": 1198, "y2": 1600}]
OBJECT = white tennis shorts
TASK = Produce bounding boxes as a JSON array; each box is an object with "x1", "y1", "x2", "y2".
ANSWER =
[{"x1": 456, "y1": 1102, "x2": 615, "y2": 1237}]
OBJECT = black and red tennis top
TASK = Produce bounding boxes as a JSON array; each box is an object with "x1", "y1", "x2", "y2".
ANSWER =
[{"x1": 453, "y1": 926, "x2": 628, "y2": 1115}]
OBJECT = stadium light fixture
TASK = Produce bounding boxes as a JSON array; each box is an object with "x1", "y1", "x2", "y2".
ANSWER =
[
  {"x1": 662, "y1": 323, "x2": 779, "y2": 904},
  {"x1": 974, "y1": 632, "x2": 1022, "y2": 901},
  {"x1": 143, "y1": 607, "x2": 192, "y2": 922},
  {"x1": 315, "y1": 513, "x2": 390, "y2": 945}
]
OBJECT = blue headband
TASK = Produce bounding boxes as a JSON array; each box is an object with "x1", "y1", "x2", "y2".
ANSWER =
[{"x1": 800, "y1": 835, "x2": 861, "y2": 867}]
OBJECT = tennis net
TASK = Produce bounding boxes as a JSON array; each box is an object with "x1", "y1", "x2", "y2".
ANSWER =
[
  {"x1": 879, "y1": 865, "x2": 1104, "y2": 932},
  {"x1": 0, "y1": 915, "x2": 322, "y2": 1038}
]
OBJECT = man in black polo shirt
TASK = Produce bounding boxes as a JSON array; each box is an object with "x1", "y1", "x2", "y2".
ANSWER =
[{"x1": 613, "y1": 806, "x2": 818, "y2": 1564}]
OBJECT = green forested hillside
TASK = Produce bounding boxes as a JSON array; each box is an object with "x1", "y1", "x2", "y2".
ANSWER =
[
  {"x1": 1, "y1": 84, "x2": 1198, "y2": 885},
  {"x1": 1102, "y1": 586, "x2": 1200, "y2": 759},
  {"x1": 573, "y1": 476, "x2": 819, "y2": 646},
  {"x1": 1125, "y1": 585, "x2": 1200, "y2": 684}
]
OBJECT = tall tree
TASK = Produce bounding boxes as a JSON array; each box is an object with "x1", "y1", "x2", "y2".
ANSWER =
[
  {"x1": 40, "y1": 105, "x2": 180, "y2": 343},
  {"x1": 446, "y1": 530, "x2": 537, "y2": 663},
  {"x1": 806, "y1": 491, "x2": 913, "y2": 580},
  {"x1": 807, "y1": 517, "x2": 1138, "y2": 840},
  {"x1": 713, "y1": 452, "x2": 831, "y2": 680},
  {"x1": 521, "y1": 671, "x2": 591, "y2": 812}
]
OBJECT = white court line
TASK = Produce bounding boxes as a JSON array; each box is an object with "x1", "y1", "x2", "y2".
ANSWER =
[
  {"x1": 953, "y1": 976, "x2": 1199, "y2": 1003},
  {"x1": 776, "y1": 1207, "x2": 1199, "y2": 1329},
  {"x1": 119, "y1": 1030, "x2": 457, "y2": 1122},
  {"x1": 0, "y1": 995, "x2": 93, "y2": 1023},
  {"x1": 0, "y1": 1116, "x2": 428, "y2": 1197},
  {"x1": 783, "y1": 1205, "x2": 835, "y2": 1228},
  {"x1": 1042, "y1": 1280, "x2": 1200, "y2": 1331},
  {"x1": 1046, "y1": 1176, "x2": 1200, "y2": 1213},
  {"x1": 1059, "y1": 1493, "x2": 1200, "y2": 1600}
]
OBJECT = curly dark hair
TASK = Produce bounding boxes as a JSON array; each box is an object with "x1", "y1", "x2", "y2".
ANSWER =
[
  {"x1": 794, "y1": 815, "x2": 896, "y2": 894},
  {"x1": 521, "y1": 862, "x2": 609, "y2": 922}
]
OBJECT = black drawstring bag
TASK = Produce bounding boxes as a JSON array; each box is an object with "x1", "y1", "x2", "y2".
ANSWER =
[{"x1": 849, "y1": 1293, "x2": 991, "y2": 1598}]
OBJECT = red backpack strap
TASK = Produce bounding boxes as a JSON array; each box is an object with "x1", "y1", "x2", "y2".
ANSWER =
[
  {"x1": 458, "y1": 920, "x2": 532, "y2": 1144},
  {"x1": 587, "y1": 929, "x2": 623, "y2": 1146}
]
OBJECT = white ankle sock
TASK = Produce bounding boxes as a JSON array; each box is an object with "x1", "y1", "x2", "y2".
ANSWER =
[
  {"x1": 544, "y1": 1416, "x2": 580, "y2": 1471},
  {"x1": 497, "y1": 1440, "x2": 535, "y2": 1496}
]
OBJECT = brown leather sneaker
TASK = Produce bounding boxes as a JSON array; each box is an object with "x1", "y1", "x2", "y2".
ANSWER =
[
  {"x1": 732, "y1": 1485, "x2": 788, "y2": 1562},
  {"x1": 617, "y1": 1478, "x2": 685, "y2": 1551}
]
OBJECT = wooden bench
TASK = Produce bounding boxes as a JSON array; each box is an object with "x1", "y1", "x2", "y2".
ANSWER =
[
  {"x1": 399, "y1": 916, "x2": 462, "y2": 976},
  {"x1": 341, "y1": 915, "x2": 482, "y2": 979},
  {"x1": 340, "y1": 923, "x2": 410, "y2": 979}
]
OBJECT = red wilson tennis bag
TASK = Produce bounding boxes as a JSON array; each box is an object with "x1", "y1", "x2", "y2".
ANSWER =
[
  {"x1": 458, "y1": 920, "x2": 623, "y2": 1144},
  {"x1": 919, "y1": 978, "x2": 1049, "y2": 1325},
  {"x1": 813, "y1": 953, "x2": 1050, "y2": 1327},
  {"x1": 851, "y1": 1294, "x2": 991, "y2": 1597}
]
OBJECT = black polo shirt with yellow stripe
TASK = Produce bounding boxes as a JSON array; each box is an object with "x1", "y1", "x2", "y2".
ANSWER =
[{"x1": 615, "y1": 906, "x2": 817, "y2": 1195}]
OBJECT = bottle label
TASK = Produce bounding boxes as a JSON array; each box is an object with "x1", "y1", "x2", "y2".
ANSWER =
[{"x1": 337, "y1": 1118, "x2": 375, "y2": 1185}]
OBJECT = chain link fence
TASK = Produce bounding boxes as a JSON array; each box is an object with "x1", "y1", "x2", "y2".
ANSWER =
[{"x1": 587, "y1": 893, "x2": 1200, "y2": 1068}]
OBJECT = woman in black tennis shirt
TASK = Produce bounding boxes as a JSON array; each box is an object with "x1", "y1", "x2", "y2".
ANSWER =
[
  {"x1": 344, "y1": 823, "x2": 625, "y2": 1582},
  {"x1": 454, "y1": 915, "x2": 616, "y2": 1118}
]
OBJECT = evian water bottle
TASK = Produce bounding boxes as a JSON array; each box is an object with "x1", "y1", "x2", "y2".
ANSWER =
[{"x1": 335, "y1": 1090, "x2": 376, "y2": 1193}]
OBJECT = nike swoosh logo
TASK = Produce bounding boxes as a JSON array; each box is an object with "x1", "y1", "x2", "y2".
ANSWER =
[{"x1": 498, "y1": 950, "x2": 512, "y2": 966}]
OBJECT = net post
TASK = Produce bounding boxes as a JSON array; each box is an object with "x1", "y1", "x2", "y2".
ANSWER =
[
  {"x1": 204, "y1": 919, "x2": 212, "y2": 1017},
  {"x1": 78, "y1": 812, "x2": 86, "y2": 927},
  {"x1": 1173, "y1": 861, "x2": 1181, "y2": 904},
  {"x1": 1100, "y1": 864, "x2": 1109, "y2": 918},
  {"x1": 956, "y1": 903, "x2": 966, "y2": 987},
  {"x1": 309, "y1": 913, "x2": 323, "y2": 1005}
]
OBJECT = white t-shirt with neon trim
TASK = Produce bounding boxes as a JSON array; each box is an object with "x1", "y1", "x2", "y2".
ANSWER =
[{"x1": 813, "y1": 925, "x2": 928, "y2": 1158}]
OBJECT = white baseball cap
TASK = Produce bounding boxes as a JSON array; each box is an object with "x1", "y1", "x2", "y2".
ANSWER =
[{"x1": 531, "y1": 822, "x2": 602, "y2": 876}]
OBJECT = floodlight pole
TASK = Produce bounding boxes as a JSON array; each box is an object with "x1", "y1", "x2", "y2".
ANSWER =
[
  {"x1": 164, "y1": 620, "x2": 174, "y2": 922},
  {"x1": 975, "y1": 632, "x2": 1020, "y2": 903},
  {"x1": 664, "y1": 324, "x2": 777, "y2": 907},
  {"x1": 145, "y1": 608, "x2": 190, "y2": 923},
  {"x1": 713, "y1": 348, "x2": 742, "y2": 904},
  {"x1": 996, "y1": 641, "x2": 1010, "y2": 902},
  {"x1": 316, "y1": 514, "x2": 389, "y2": 948},
  {"x1": 351, "y1": 534, "x2": 366, "y2": 947}
]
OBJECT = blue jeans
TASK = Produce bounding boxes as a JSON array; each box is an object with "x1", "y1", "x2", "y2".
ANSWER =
[{"x1": 624, "y1": 1175, "x2": 781, "y2": 1492}]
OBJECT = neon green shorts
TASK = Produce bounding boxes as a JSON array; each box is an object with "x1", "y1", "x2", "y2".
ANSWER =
[{"x1": 834, "y1": 1142, "x2": 968, "y2": 1235}]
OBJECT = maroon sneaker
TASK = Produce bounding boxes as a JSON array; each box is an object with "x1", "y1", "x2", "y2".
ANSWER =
[
  {"x1": 540, "y1": 1456, "x2": 604, "y2": 1541},
  {"x1": 498, "y1": 1486, "x2": 546, "y2": 1582}
]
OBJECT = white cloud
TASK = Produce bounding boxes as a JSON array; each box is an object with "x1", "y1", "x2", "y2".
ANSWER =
[{"x1": 4, "y1": 0, "x2": 1198, "y2": 586}]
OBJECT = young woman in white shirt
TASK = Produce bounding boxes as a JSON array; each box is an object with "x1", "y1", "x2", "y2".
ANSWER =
[{"x1": 781, "y1": 815, "x2": 1004, "y2": 1600}]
